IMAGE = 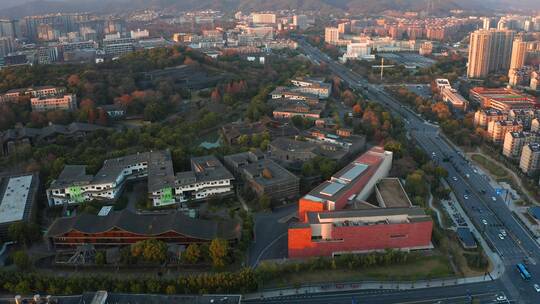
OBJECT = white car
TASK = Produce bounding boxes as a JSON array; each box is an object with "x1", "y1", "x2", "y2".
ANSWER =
[
  {"x1": 498, "y1": 234, "x2": 504, "y2": 240},
  {"x1": 452, "y1": 176, "x2": 458, "y2": 181},
  {"x1": 501, "y1": 230, "x2": 507, "y2": 237},
  {"x1": 482, "y1": 219, "x2": 488, "y2": 225},
  {"x1": 534, "y1": 284, "x2": 540, "y2": 292},
  {"x1": 496, "y1": 295, "x2": 507, "y2": 301},
  {"x1": 492, "y1": 196, "x2": 497, "y2": 202},
  {"x1": 464, "y1": 194, "x2": 469, "y2": 200}
]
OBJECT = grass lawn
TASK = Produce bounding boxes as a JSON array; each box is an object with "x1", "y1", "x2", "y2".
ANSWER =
[
  {"x1": 470, "y1": 154, "x2": 507, "y2": 178},
  {"x1": 264, "y1": 254, "x2": 454, "y2": 288}
]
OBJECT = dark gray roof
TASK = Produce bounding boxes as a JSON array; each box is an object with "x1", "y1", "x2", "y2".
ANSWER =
[
  {"x1": 147, "y1": 150, "x2": 176, "y2": 192},
  {"x1": 45, "y1": 210, "x2": 241, "y2": 241},
  {"x1": 190, "y1": 155, "x2": 234, "y2": 183},
  {"x1": 270, "y1": 137, "x2": 318, "y2": 152},
  {"x1": 1, "y1": 122, "x2": 109, "y2": 142},
  {"x1": 50, "y1": 165, "x2": 93, "y2": 189},
  {"x1": 93, "y1": 152, "x2": 151, "y2": 184}
]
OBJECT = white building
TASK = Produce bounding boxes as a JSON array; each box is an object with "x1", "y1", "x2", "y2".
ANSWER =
[
  {"x1": 130, "y1": 29, "x2": 150, "y2": 39},
  {"x1": 175, "y1": 156, "x2": 234, "y2": 203},
  {"x1": 343, "y1": 42, "x2": 371, "y2": 61},
  {"x1": 47, "y1": 152, "x2": 234, "y2": 207}
]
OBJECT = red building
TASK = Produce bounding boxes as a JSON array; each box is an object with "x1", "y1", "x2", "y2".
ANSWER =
[
  {"x1": 470, "y1": 87, "x2": 537, "y2": 112},
  {"x1": 288, "y1": 208, "x2": 433, "y2": 258},
  {"x1": 288, "y1": 147, "x2": 433, "y2": 258},
  {"x1": 45, "y1": 210, "x2": 241, "y2": 248}
]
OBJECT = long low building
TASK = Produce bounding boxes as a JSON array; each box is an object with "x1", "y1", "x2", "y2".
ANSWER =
[
  {"x1": 288, "y1": 147, "x2": 433, "y2": 258},
  {"x1": 288, "y1": 207, "x2": 433, "y2": 258},
  {"x1": 470, "y1": 87, "x2": 537, "y2": 112},
  {"x1": 0, "y1": 173, "x2": 39, "y2": 238},
  {"x1": 45, "y1": 210, "x2": 241, "y2": 248}
]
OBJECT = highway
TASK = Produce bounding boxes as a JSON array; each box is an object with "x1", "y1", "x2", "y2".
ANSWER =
[{"x1": 293, "y1": 39, "x2": 540, "y2": 303}]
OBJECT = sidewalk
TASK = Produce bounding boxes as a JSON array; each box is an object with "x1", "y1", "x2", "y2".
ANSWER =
[{"x1": 243, "y1": 275, "x2": 498, "y2": 300}]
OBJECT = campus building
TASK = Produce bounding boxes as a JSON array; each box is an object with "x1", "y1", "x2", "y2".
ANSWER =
[
  {"x1": 288, "y1": 147, "x2": 433, "y2": 258},
  {"x1": 290, "y1": 78, "x2": 332, "y2": 99},
  {"x1": 470, "y1": 87, "x2": 536, "y2": 112},
  {"x1": 225, "y1": 150, "x2": 299, "y2": 202},
  {"x1": 47, "y1": 152, "x2": 234, "y2": 207},
  {"x1": 30, "y1": 94, "x2": 77, "y2": 112},
  {"x1": 45, "y1": 210, "x2": 241, "y2": 248},
  {"x1": 175, "y1": 156, "x2": 234, "y2": 203},
  {"x1": 0, "y1": 173, "x2": 39, "y2": 238},
  {"x1": 294, "y1": 146, "x2": 393, "y2": 222}
]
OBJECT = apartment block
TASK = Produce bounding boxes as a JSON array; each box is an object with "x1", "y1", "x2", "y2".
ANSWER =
[
  {"x1": 520, "y1": 143, "x2": 540, "y2": 175},
  {"x1": 487, "y1": 120, "x2": 523, "y2": 144},
  {"x1": 503, "y1": 131, "x2": 536, "y2": 159},
  {"x1": 473, "y1": 108, "x2": 508, "y2": 128}
]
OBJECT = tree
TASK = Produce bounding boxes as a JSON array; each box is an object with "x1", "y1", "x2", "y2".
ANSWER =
[
  {"x1": 131, "y1": 239, "x2": 168, "y2": 263},
  {"x1": 95, "y1": 251, "x2": 106, "y2": 265},
  {"x1": 13, "y1": 250, "x2": 31, "y2": 270},
  {"x1": 182, "y1": 244, "x2": 201, "y2": 264},
  {"x1": 259, "y1": 194, "x2": 271, "y2": 209},
  {"x1": 8, "y1": 222, "x2": 41, "y2": 247},
  {"x1": 209, "y1": 238, "x2": 229, "y2": 268}
]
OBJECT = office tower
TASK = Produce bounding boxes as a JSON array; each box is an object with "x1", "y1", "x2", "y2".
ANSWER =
[
  {"x1": 0, "y1": 19, "x2": 17, "y2": 38},
  {"x1": 325, "y1": 27, "x2": 340, "y2": 45},
  {"x1": 338, "y1": 22, "x2": 350, "y2": 34},
  {"x1": 467, "y1": 29, "x2": 515, "y2": 78},
  {"x1": 0, "y1": 37, "x2": 14, "y2": 57},
  {"x1": 293, "y1": 15, "x2": 308, "y2": 30},
  {"x1": 483, "y1": 17, "x2": 491, "y2": 30}
]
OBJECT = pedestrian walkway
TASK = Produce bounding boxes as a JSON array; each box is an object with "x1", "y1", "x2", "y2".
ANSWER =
[{"x1": 243, "y1": 275, "x2": 498, "y2": 300}]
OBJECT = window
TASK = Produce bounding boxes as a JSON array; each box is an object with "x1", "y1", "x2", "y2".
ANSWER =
[{"x1": 390, "y1": 234, "x2": 407, "y2": 239}]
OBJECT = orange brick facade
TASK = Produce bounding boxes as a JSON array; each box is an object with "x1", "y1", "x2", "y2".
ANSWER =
[{"x1": 288, "y1": 220, "x2": 433, "y2": 258}]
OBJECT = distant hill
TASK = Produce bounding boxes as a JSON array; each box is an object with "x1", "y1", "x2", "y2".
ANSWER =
[{"x1": 0, "y1": 0, "x2": 538, "y2": 18}]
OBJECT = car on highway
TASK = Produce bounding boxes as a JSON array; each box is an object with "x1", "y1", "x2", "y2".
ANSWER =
[
  {"x1": 492, "y1": 196, "x2": 497, "y2": 202},
  {"x1": 496, "y1": 294, "x2": 507, "y2": 301},
  {"x1": 452, "y1": 176, "x2": 458, "y2": 181},
  {"x1": 482, "y1": 219, "x2": 488, "y2": 225},
  {"x1": 498, "y1": 234, "x2": 505, "y2": 240},
  {"x1": 465, "y1": 173, "x2": 470, "y2": 178},
  {"x1": 501, "y1": 229, "x2": 507, "y2": 237},
  {"x1": 463, "y1": 194, "x2": 469, "y2": 200}
]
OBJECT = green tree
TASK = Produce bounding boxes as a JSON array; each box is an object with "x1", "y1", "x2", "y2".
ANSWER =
[
  {"x1": 209, "y1": 238, "x2": 229, "y2": 268},
  {"x1": 182, "y1": 243, "x2": 201, "y2": 264},
  {"x1": 13, "y1": 250, "x2": 31, "y2": 270},
  {"x1": 8, "y1": 222, "x2": 41, "y2": 247},
  {"x1": 259, "y1": 194, "x2": 271, "y2": 209},
  {"x1": 95, "y1": 251, "x2": 106, "y2": 265}
]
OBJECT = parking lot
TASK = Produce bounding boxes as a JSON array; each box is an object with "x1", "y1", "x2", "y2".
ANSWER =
[{"x1": 378, "y1": 52, "x2": 437, "y2": 69}]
